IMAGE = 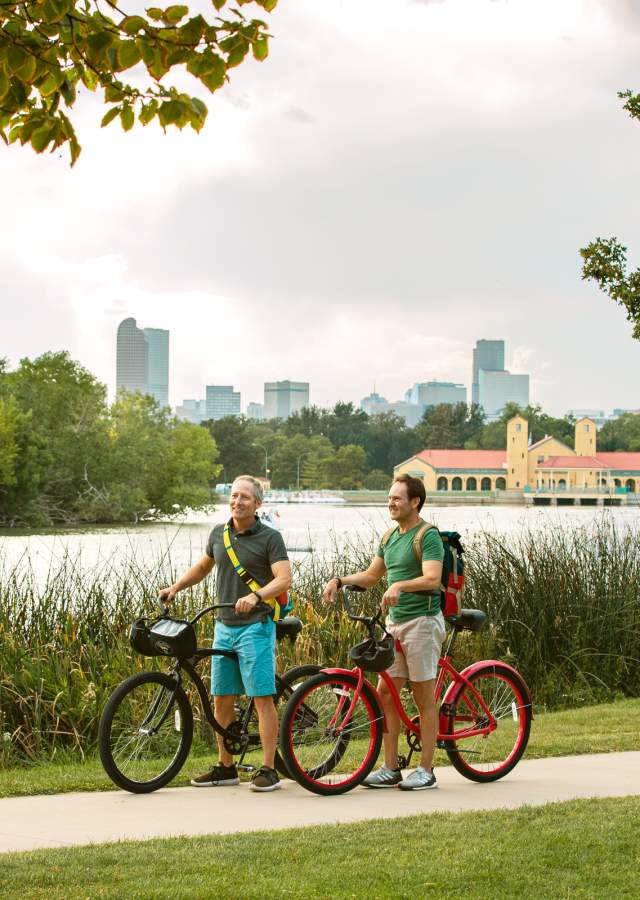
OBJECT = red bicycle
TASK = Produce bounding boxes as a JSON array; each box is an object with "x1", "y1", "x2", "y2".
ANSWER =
[{"x1": 279, "y1": 587, "x2": 533, "y2": 796}]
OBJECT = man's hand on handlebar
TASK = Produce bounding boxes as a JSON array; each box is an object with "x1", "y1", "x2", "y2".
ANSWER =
[
  {"x1": 235, "y1": 593, "x2": 259, "y2": 615},
  {"x1": 322, "y1": 578, "x2": 341, "y2": 605},
  {"x1": 158, "y1": 586, "x2": 179, "y2": 605}
]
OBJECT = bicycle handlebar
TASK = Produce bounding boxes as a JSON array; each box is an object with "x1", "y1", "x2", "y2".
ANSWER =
[
  {"x1": 339, "y1": 586, "x2": 384, "y2": 639},
  {"x1": 155, "y1": 599, "x2": 235, "y2": 626}
]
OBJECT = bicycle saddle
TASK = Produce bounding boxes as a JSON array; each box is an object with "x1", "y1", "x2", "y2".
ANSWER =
[
  {"x1": 449, "y1": 609, "x2": 487, "y2": 632},
  {"x1": 275, "y1": 616, "x2": 303, "y2": 642}
]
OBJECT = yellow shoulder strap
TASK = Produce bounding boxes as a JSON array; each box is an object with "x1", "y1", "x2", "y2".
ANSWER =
[
  {"x1": 222, "y1": 523, "x2": 280, "y2": 620},
  {"x1": 411, "y1": 521, "x2": 436, "y2": 566}
]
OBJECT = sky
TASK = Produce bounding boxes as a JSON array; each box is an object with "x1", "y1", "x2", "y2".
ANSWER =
[{"x1": 2, "y1": 0, "x2": 640, "y2": 416}]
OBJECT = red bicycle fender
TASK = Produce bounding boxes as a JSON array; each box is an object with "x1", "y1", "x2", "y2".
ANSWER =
[
  {"x1": 318, "y1": 667, "x2": 388, "y2": 732},
  {"x1": 442, "y1": 660, "x2": 534, "y2": 718}
]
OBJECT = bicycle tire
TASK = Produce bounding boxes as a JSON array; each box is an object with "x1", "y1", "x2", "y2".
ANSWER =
[
  {"x1": 274, "y1": 665, "x2": 323, "y2": 777},
  {"x1": 98, "y1": 670, "x2": 193, "y2": 793},
  {"x1": 442, "y1": 663, "x2": 532, "y2": 783},
  {"x1": 279, "y1": 671, "x2": 383, "y2": 796}
]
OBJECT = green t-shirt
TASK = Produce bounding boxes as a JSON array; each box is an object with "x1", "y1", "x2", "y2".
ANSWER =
[{"x1": 376, "y1": 522, "x2": 444, "y2": 624}]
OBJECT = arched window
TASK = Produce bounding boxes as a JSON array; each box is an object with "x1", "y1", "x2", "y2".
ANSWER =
[
  {"x1": 496, "y1": 477, "x2": 506, "y2": 490},
  {"x1": 558, "y1": 478, "x2": 566, "y2": 490},
  {"x1": 437, "y1": 476, "x2": 448, "y2": 491},
  {"x1": 452, "y1": 477, "x2": 462, "y2": 491},
  {"x1": 599, "y1": 477, "x2": 607, "y2": 488},
  {"x1": 466, "y1": 477, "x2": 477, "y2": 491},
  {"x1": 626, "y1": 479, "x2": 636, "y2": 493},
  {"x1": 481, "y1": 477, "x2": 491, "y2": 491},
  {"x1": 614, "y1": 479, "x2": 621, "y2": 488}
]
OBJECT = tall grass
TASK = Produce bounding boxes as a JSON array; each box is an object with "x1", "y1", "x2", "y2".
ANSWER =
[{"x1": 1, "y1": 518, "x2": 638, "y2": 765}]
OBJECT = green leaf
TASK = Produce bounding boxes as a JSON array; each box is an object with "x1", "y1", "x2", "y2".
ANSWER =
[
  {"x1": 60, "y1": 79, "x2": 76, "y2": 106},
  {"x1": 105, "y1": 83, "x2": 125, "y2": 102},
  {"x1": 16, "y1": 54, "x2": 38, "y2": 84},
  {"x1": 31, "y1": 125, "x2": 54, "y2": 153},
  {"x1": 158, "y1": 98, "x2": 182, "y2": 127},
  {"x1": 38, "y1": 70, "x2": 65, "y2": 97},
  {"x1": 87, "y1": 32, "x2": 114, "y2": 54},
  {"x1": 120, "y1": 105, "x2": 135, "y2": 131},
  {"x1": 179, "y1": 15, "x2": 206, "y2": 46},
  {"x1": 252, "y1": 36, "x2": 268, "y2": 61},
  {"x1": 139, "y1": 99, "x2": 158, "y2": 125},
  {"x1": 259, "y1": 0, "x2": 277, "y2": 11},
  {"x1": 146, "y1": 7, "x2": 164, "y2": 20},
  {"x1": 211, "y1": 0, "x2": 227, "y2": 9},
  {"x1": 80, "y1": 68, "x2": 99, "y2": 91},
  {"x1": 0, "y1": 70, "x2": 9, "y2": 101},
  {"x1": 101, "y1": 106, "x2": 120, "y2": 127},
  {"x1": 7, "y1": 46, "x2": 27, "y2": 75},
  {"x1": 120, "y1": 16, "x2": 147, "y2": 35},
  {"x1": 117, "y1": 40, "x2": 142, "y2": 70},
  {"x1": 163, "y1": 5, "x2": 189, "y2": 24}
]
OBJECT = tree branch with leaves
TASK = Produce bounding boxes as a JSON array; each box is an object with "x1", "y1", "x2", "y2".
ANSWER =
[
  {"x1": 580, "y1": 90, "x2": 640, "y2": 339},
  {"x1": 0, "y1": 0, "x2": 276, "y2": 164}
]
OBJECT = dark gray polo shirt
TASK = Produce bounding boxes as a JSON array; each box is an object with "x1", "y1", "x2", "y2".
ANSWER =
[{"x1": 205, "y1": 517, "x2": 289, "y2": 626}]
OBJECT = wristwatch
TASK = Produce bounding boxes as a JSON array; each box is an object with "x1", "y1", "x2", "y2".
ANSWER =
[{"x1": 253, "y1": 591, "x2": 262, "y2": 602}]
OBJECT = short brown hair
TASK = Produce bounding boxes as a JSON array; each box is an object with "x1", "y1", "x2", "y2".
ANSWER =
[
  {"x1": 232, "y1": 475, "x2": 264, "y2": 503},
  {"x1": 393, "y1": 474, "x2": 426, "y2": 512}
]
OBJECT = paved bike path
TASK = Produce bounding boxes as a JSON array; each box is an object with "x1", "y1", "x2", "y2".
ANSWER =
[{"x1": 2, "y1": 751, "x2": 638, "y2": 854}]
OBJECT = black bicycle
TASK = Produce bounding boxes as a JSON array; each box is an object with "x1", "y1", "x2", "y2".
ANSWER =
[{"x1": 98, "y1": 602, "x2": 321, "y2": 794}]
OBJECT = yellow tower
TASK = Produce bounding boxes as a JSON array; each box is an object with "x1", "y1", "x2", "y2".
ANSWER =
[
  {"x1": 574, "y1": 417, "x2": 597, "y2": 457},
  {"x1": 506, "y1": 415, "x2": 529, "y2": 490}
]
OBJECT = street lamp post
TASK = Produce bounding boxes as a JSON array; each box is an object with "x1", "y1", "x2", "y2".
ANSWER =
[
  {"x1": 296, "y1": 453, "x2": 308, "y2": 490},
  {"x1": 252, "y1": 442, "x2": 269, "y2": 480}
]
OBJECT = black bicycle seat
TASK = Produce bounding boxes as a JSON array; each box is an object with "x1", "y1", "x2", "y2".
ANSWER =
[
  {"x1": 449, "y1": 609, "x2": 487, "y2": 632},
  {"x1": 275, "y1": 616, "x2": 303, "y2": 642}
]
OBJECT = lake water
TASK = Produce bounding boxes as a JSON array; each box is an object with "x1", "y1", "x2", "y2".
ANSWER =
[{"x1": 1, "y1": 502, "x2": 639, "y2": 581}]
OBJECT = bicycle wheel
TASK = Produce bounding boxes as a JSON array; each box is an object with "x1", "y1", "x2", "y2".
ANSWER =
[
  {"x1": 279, "y1": 671, "x2": 383, "y2": 796},
  {"x1": 98, "y1": 671, "x2": 193, "y2": 793},
  {"x1": 442, "y1": 664, "x2": 532, "y2": 783},
  {"x1": 236, "y1": 665, "x2": 323, "y2": 778}
]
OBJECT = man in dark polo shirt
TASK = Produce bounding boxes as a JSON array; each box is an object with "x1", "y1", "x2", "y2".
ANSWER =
[{"x1": 160, "y1": 475, "x2": 291, "y2": 792}]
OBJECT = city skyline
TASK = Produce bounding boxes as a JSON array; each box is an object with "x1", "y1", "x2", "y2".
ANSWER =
[{"x1": 2, "y1": 1, "x2": 640, "y2": 416}]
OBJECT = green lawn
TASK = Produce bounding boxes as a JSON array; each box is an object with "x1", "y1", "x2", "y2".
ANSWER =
[
  {"x1": 1, "y1": 796, "x2": 639, "y2": 898},
  {"x1": 1, "y1": 697, "x2": 638, "y2": 799}
]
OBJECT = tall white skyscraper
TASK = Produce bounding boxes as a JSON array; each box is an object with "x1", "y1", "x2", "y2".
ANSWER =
[
  {"x1": 472, "y1": 340, "x2": 505, "y2": 405},
  {"x1": 263, "y1": 380, "x2": 309, "y2": 419},
  {"x1": 116, "y1": 318, "x2": 169, "y2": 406}
]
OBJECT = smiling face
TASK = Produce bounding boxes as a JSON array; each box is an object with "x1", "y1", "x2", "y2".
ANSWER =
[
  {"x1": 387, "y1": 480, "x2": 420, "y2": 525},
  {"x1": 229, "y1": 478, "x2": 262, "y2": 524}
]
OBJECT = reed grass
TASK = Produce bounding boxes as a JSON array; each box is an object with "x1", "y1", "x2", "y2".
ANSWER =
[{"x1": 1, "y1": 517, "x2": 638, "y2": 764}]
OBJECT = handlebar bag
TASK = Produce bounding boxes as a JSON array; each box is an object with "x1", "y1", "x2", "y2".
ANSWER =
[{"x1": 148, "y1": 618, "x2": 197, "y2": 658}]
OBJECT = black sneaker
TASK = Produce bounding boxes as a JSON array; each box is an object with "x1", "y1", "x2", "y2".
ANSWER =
[
  {"x1": 250, "y1": 766, "x2": 281, "y2": 792},
  {"x1": 191, "y1": 763, "x2": 239, "y2": 787}
]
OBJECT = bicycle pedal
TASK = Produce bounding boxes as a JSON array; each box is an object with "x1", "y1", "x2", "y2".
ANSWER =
[{"x1": 237, "y1": 764, "x2": 256, "y2": 772}]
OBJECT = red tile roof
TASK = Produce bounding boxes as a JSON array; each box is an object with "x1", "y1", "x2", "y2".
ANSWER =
[
  {"x1": 414, "y1": 449, "x2": 507, "y2": 470},
  {"x1": 539, "y1": 456, "x2": 604, "y2": 469},
  {"x1": 596, "y1": 452, "x2": 640, "y2": 471}
]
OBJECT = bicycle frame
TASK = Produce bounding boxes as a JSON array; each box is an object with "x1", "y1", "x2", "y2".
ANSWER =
[{"x1": 320, "y1": 625, "x2": 529, "y2": 745}]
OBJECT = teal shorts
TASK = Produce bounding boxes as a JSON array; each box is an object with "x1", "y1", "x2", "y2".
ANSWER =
[{"x1": 211, "y1": 618, "x2": 276, "y2": 697}]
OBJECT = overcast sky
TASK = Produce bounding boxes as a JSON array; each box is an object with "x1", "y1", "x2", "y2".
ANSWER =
[{"x1": 2, "y1": 0, "x2": 640, "y2": 416}]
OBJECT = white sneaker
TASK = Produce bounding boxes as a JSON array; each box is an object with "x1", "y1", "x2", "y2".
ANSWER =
[
  {"x1": 398, "y1": 766, "x2": 437, "y2": 791},
  {"x1": 363, "y1": 764, "x2": 403, "y2": 788}
]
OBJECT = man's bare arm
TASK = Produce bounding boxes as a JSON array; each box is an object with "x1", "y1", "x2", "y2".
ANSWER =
[
  {"x1": 322, "y1": 556, "x2": 387, "y2": 604},
  {"x1": 382, "y1": 559, "x2": 443, "y2": 609},
  {"x1": 235, "y1": 559, "x2": 292, "y2": 615}
]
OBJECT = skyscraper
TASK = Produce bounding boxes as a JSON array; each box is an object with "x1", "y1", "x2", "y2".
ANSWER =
[
  {"x1": 472, "y1": 340, "x2": 505, "y2": 405},
  {"x1": 205, "y1": 385, "x2": 241, "y2": 420},
  {"x1": 116, "y1": 318, "x2": 147, "y2": 395},
  {"x1": 263, "y1": 380, "x2": 309, "y2": 419},
  {"x1": 116, "y1": 318, "x2": 169, "y2": 406},
  {"x1": 143, "y1": 327, "x2": 169, "y2": 407},
  {"x1": 406, "y1": 381, "x2": 467, "y2": 407},
  {"x1": 478, "y1": 370, "x2": 529, "y2": 418}
]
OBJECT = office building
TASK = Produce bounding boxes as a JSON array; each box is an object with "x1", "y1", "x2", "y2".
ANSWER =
[
  {"x1": 205, "y1": 385, "x2": 241, "y2": 420},
  {"x1": 405, "y1": 381, "x2": 467, "y2": 408},
  {"x1": 478, "y1": 370, "x2": 529, "y2": 419},
  {"x1": 143, "y1": 327, "x2": 169, "y2": 407},
  {"x1": 116, "y1": 317, "x2": 169, "y2": 406},
  {"x1": 176, "y1": 399, "x2": 207, "y2": 424},
  {"x1": 116, "y1": 318, "x2": 147, "y2": 395},
  {"x1": 472, "y1": 340, "x2": 505, "y2": 405},
  {"x1": 360, "y1": 393, "x2": 423, "y2": 427},
  {"x1": 246, "y1": 402, "x2": 265, "y2": 421},
  {"x1": 263, "y1": 380, "x2": 309, "y2": 419}
]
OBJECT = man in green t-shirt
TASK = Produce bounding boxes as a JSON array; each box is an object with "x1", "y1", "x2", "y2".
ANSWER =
[{"x1": 322, "y1": 474, "x2": 444, "y2": 791}]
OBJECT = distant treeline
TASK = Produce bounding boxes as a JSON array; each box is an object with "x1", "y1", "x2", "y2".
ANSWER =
[{"x1": 2, "y1": 351, "x2": 637, "y2": 524}]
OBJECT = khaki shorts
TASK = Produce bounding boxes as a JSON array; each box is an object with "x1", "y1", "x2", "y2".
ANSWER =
[{"x1": 385, "y1": 613, "x2": 446, "y2": 683}]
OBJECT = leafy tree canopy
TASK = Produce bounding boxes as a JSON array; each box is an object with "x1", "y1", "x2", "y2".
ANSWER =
[
  {"x1": 581, "y1": 91, "x2": 640, "y2": 338},
  {"x1": 0, "y1": 0, "x2": 276, "y2": 164}
]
